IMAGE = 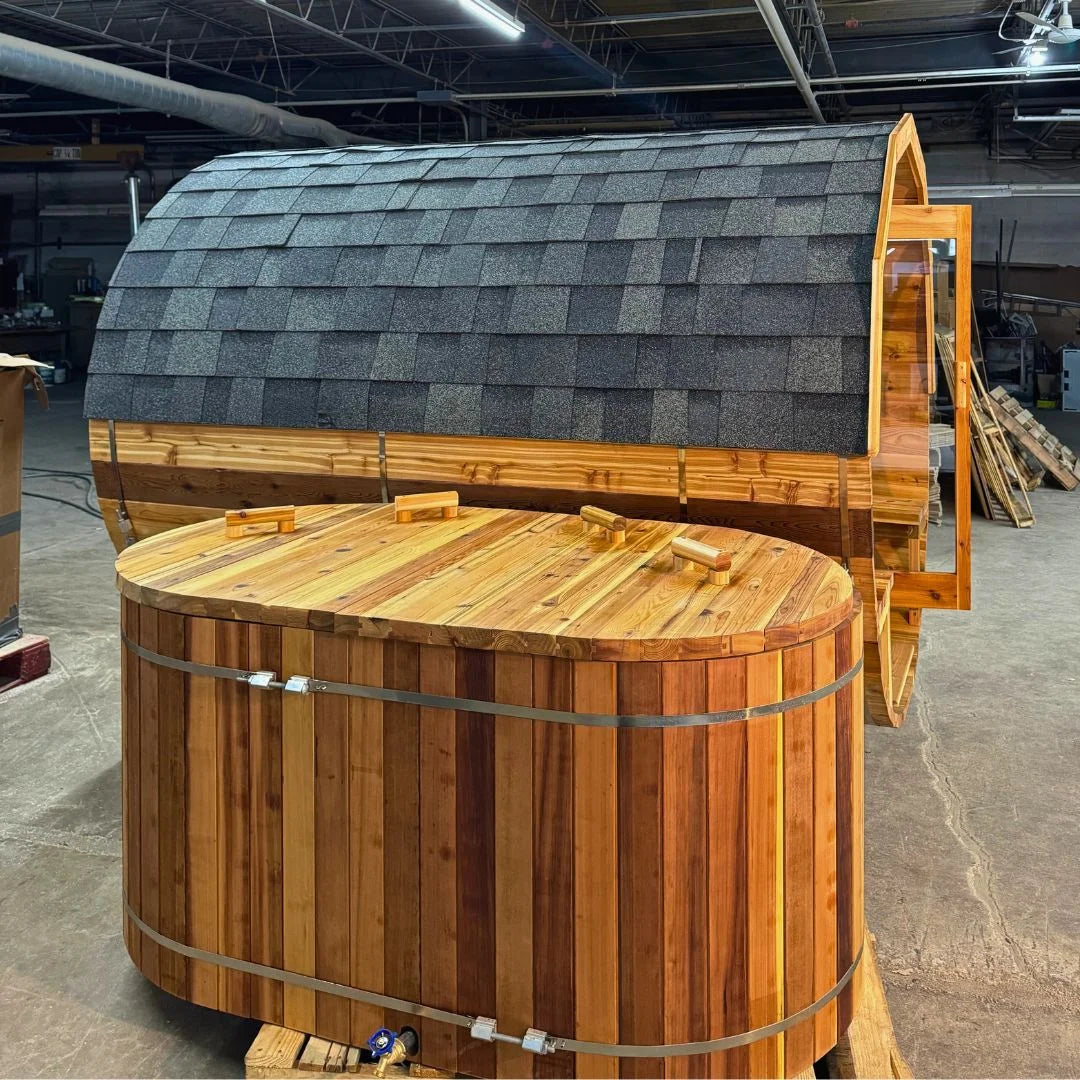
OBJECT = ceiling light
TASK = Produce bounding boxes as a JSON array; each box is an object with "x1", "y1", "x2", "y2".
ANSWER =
[
  {"x1": 1028, "y1": 41, "x2": 1050, "y2": 64},
  {"x1": 458, "y1": 0, "x2": 525, "y2": 36}
]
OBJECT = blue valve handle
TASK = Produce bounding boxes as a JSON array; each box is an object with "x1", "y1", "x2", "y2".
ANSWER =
[{"x1": 368, "y1": 1028, "x2": 397, "y2": 1058}]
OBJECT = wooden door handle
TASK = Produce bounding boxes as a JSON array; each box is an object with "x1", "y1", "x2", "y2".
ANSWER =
[
  {"x1": 225, "y1": 505, "x2": 296, "y2": 538},
  {"x1": 671, "y1": 536, "x2": 732, "y2": 585},
  {"x1": 580, "y1": 505, "x2": 627, "y2": 544},
  {"x1": 394, "y1": 490, "x2": 460, "y2": 524}
]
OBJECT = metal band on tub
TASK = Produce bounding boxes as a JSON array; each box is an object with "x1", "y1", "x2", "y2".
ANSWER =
[
  {"x1": 121, "y1": 633, "x2": 862, "y2": 729},
  {"x1": 124, "y1": 899, "x2": 863, "y2": 1058}
]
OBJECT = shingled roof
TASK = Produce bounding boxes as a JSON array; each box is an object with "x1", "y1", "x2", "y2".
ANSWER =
[{"x1": 86, "y1": 120, "x2": 896, "y2": 455}]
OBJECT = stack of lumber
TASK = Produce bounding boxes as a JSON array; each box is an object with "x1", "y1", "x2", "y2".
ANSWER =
[
  {"x1": 928, "y1": 424, "x2": 954, "y2": 526},
  {"x1": 987, "y1": 386, "x2": 1080, "y2": 492},
  {"x1": 937, "y1": 332, "x2": 1034, "y2": 527}
]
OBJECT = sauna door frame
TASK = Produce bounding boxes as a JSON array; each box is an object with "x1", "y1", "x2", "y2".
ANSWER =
[{"x1": 882, "y1": 203, "x2": 973, "y2": 612}]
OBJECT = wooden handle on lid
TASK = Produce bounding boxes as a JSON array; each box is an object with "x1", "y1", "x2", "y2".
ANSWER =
[
  {"x1": 671, "y1": 536, "x2": 732, "y2": 586},
  {"x1": 394, "y1": 490, "x2": 460, "y2": 524},
  {"x1": 224, "y1": 505, "x2": 296, "y2": 538},
  {"x1": 580, "y1": 505, "x2": 627, "y2": 544}
]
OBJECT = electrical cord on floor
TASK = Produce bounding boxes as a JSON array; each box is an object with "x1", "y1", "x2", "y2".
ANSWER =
[
  {"x1": 21, "y1": 490, "x2": 104, "y2": 519},
  {"x1": 21, "y1": 467, "x2": 103, "y2": 520}
]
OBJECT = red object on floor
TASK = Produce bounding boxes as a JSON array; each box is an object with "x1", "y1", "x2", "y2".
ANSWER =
[{"x1": 0, "y1": 633, "x2": 51, "y2": 693}]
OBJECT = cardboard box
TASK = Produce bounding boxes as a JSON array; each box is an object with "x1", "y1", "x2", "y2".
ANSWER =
[{"x1": 0, "y1": 354, "x2": 49, "y2": 646}]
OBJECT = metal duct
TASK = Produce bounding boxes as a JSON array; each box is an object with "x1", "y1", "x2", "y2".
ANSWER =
[
  {"x1": 0, "y1": 30, "x2": 358, "y2": 147},
  {"x1": 752, "y1": 0, "x2": 826, "y2": 123}
]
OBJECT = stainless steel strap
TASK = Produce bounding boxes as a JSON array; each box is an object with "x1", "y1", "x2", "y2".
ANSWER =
[
  {"x1": 377, "y1": 430, "x2": 389, "y2": 503},
  {"x1": 121, "y1": 633, "x2": 862, "y2": 729},
  {"x1": 107, "y1": 419, "x2": 136, "y2": 546},
  {"x1": 124, "y1": 899, "x2": 862, "y2": 1058}
]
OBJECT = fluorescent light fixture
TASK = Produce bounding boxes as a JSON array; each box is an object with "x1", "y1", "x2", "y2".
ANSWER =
[
  {"x1": 458, "y1": 0, "x2": 525, "y2": 36},
  {"x1": 1028, "y1": 41, "x2": 1050, "y2": 64}
]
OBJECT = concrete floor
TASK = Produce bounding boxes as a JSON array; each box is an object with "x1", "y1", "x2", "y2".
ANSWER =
[{"x1": 2, "y1": 381, "x2": 1079, "y2": 1078}]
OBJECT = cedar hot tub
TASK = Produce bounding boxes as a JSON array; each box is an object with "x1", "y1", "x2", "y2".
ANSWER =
[{"x1": 117, "y1": 496, "x2": 864, "y2": 1079}]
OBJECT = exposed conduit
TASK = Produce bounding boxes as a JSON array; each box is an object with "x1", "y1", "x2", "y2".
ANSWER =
[{"x1": 0, "y1": 30, "x2": 361, "y2": 146}]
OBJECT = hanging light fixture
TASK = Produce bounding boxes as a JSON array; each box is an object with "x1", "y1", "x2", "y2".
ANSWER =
[
  {"x1": 1028, "y1": 40, "x2": 1050, "y2": 64},
  {"x1": 458, "y1": 0, "x2": 525, "y2": 36}
]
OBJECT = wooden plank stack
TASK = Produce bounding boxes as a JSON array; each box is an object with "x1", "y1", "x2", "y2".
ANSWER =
[{"x1": 937, "y1": 332, "x2": 1035, "y2": 527}]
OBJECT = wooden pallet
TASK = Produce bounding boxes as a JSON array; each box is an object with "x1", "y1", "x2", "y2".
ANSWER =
[
  {"x1": 0, "y1": 632, "x2": 51, "y2": 694},
  {"x1": 987, "y1": 386, "x2": 1080, "y2": 491},
  {"x1": 245, "y1": 931, "x2": 911, "y2": 1080},
  {"x1": 938, "y1": 333, "x2": 1034, "y2": 527}
]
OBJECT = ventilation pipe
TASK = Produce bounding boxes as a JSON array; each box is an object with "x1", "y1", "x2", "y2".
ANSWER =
[
  {"x1": 0, "y1": 30, "x2": 359, "y2": 146},
  {"x1": 752, "y1": 0, "x2": 827, "y2": 123}
]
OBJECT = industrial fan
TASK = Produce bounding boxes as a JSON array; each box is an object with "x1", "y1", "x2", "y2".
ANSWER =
[{"x1": 1015, "y1": 0, "x2": 1080, "y2": 42}]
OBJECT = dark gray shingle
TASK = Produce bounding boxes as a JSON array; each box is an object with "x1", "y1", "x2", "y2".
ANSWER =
[
  {"x1": 262, "y1": 378, "x2": 318, "y2": 428},
  {"x1": 317, "y1": 379, "x2": 369, "y2": 429},
  {"x1": 758, "y1": 162, "x2": 830, "y2": 198},
  {"x1": 236, "y1": 287, "x2": 293, "y2": 331},
  {"x1": 415, "y1": 333, "x2": 489, "y2": 383},
  {"x1": 505, "y1": 286, "x2": 570, "y2": 334},
  {"x1": 481, "y1": 385, "x2": 534, "y2": 437},
  {"x1": 567, "y1": 287, "x2": 622, "y2": 334},
  {"x1": 259, "y1": 246, "x2": 342, "y2": 286},
  {"x1": 268, "y1": 332, "x2": 322, "y2": 378},
  {"x1": 198, "y1": 248, "x2": 267, "y2": 287},
  {"x1": 697, "y1": 238, "x2": 758, "y2": 285},
  {"x1": 602, "y1": 389, "x2": 652, "y2": 444},
  {"x1": 813, "y1": 283, "x2": 871, "y2": 335},
  {"x1": 790, "y1": 393, "x2": 866, "y2": 454},
  {"x1": 576, "y1": 337, "x2": 637, "y2": 389},
  {"x1": 218, "y1": 332, "x2": 271, "y2": 376},
  {"x1": 372, "y1": 333, "x2": 418, "y2": 380},
  {"x1": 752, "y1": 236, "x2": 810, "y2": 284},
  {"x1": 583, "y1": 242, "x2": 633, "y2": 285},
  {"x1": 165, "y1": 331, "x2": 220, "y2": 375},
  {"x1": 367, "y1": 382, "x2": 425, "y2": 432},
  {"x1": 160, "y1": 288, "x2": 215, "y2": 331},
  {"x1": 718, "y1": 391, "x2": 794, "y2": 449},
  {"x1": 425, "y1": 383, "x2": 483, "y2": 435},
  {"x1": 786, "y1": 337, "x2": 843, "y2": 392},
  {"x1": 531, "y1": 386, "x2": 574, "y2": 439}
]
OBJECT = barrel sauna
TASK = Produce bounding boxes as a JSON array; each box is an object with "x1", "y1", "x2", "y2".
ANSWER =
[
  {"x1": 87, "y1": 114, "x2": 970, "y2": 729},
  {"x1": 117, "y1": 499, "x2": 863, "y2": 1078}
]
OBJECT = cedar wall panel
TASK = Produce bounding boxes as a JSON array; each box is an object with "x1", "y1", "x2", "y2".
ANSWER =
[{"x1": 123, "y1": 605, "x2": 864, "y2": 1079}]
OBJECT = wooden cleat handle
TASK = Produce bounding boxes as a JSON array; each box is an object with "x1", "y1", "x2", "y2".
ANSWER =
[
  {"x1": 394, "y1": 490, "x2": 460, "y2": 524},
  {"x1": 671, "y1": 536, "x2": 732, "y2": 586},
  {"x1": 225, "y1": 505, "x2": 296, "y2": 538},
  {"x1": 580, "y1": 504, "x2": 628, "y2": 544}
]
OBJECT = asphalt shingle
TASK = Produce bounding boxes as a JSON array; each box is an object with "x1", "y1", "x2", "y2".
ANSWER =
[
  {"x1": 90, "y1": 120, "x2": 891, "y2": 458},
  {"x1": 567, "y1": 287, "x2": 622, "y2": 334},
  {"x1": 786, "y1": 337, "x2": 843, "y2": 392},
  {"x1": 481, "y1": 385, "x2": 534, "y2": 437},
  {"x1": 160, "y1": 288, "x2": 215, "y2": 331},
  {"x1": 198, "y1": 248, "x2": 267, "y2": 287},
  {"x1": 316, "y1": 378, "x2": 369, "y2": 429},
  {"x1": 416, "y1": 333, "x2": 489, "y2": 383}
]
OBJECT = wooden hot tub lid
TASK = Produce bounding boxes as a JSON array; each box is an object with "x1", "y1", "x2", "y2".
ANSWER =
[{"x1": 115, "y1": 502, "x2": 853, "y2": 660}]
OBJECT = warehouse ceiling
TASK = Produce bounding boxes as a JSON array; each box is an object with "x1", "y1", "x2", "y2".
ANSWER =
[{"x1": 0, "y1": 0, "x2": 1079, "y2": 162}]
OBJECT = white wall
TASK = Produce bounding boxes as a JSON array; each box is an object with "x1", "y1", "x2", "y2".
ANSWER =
[{"x1": 924, "y1": 144, "x2": 1080, "y2": 268}]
